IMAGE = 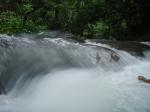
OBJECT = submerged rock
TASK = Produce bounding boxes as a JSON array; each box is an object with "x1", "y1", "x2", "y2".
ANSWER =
[
  {"x1": 0, "y1": 82, "x2": 6, "y2": 95},
  {"x1": 110, "y1": 52, "x2": 120, "y2": 62}
]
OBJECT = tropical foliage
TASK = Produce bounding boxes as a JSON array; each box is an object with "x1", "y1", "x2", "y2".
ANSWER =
[{"x1": 0, "y1": 0, "x2": 150, "y2": 40}]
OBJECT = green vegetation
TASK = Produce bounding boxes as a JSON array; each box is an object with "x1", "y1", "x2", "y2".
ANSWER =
[
  {"x1": 0, "y1": 11, "x2": 46, "y2": 34},
  {"x1": 0, "y1": 0, "x2": 150, "y2": 40}
]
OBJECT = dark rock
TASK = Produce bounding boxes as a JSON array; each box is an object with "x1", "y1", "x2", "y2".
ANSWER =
[{"x1": 0, "y1": 82, "x2": 6, "y2": 95}]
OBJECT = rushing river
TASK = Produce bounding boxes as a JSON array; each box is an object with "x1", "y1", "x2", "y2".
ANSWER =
[{"x1": 0, "y1": 33, "x2": 150, "y2": 112}]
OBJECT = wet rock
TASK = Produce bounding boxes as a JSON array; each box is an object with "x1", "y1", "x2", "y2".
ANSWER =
[
  {"x1": 88, "y1": 39, "x2": 150, "y2": 57},
  {"x1": 110, "y1": 52, "x2": 120, "y2": 62},
  {"x1": 0, "y1": 82, "x2": 6, "y2": 95}
]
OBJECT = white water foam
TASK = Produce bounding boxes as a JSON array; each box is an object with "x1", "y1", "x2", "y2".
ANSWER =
[
  {"x1": 0, "y1": 38, "x2": 150, "y2": 112},
  {"x1": 1, "y1": 57, "x2": 150, "y2": 112}
]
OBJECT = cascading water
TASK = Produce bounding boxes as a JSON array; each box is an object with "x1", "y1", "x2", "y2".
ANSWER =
[{"x1": 0, "y1": 33, "x2": 150, "y2": 112}]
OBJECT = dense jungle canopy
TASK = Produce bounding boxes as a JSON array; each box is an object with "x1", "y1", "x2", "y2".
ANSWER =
[{"x1": 0, "y1": 0, "x2": 150, "y2": 40}]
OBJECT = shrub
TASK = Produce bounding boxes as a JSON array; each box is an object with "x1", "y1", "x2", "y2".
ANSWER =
[
  {"x1": 0, "y1": 11, "x2": 47, "y2": 34},
  {"x1": 83, "y1": 22, "x2": 110, "y2": 39},
  {"x1": 0, "y1": 12, "x2": 23, "y2": 34}
]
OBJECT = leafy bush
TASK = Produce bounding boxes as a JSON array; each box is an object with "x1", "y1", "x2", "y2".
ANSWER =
[
  {"x1": 23, "y1": 20, "x2": 44, "y2": 33},
  {"x1": 93, "y1": 22, "x2": 109, "y2": 38},
  {"x1": 83, "y1": 22, "x2": 110, "y2": 39},
  {"x1": 0, "y1": 12, "x2": 23, "y2": 34},
  {"x1": 0, "y1": 11, "x2": 47, "y2": 34}
]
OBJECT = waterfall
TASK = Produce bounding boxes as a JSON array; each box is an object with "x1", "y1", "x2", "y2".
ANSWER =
[{"x1": 0, "y1": 33, "x2": 150, "y2": 112}]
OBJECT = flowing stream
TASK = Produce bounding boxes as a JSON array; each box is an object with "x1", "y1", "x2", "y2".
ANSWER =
[{"x1": 0, "y1": 33, "x2": 150, "y2": 112}]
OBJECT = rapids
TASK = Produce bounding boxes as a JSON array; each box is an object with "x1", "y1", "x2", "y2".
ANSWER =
[{"x1": 0, "y1": 33, "x2": 150, "y2": 112}]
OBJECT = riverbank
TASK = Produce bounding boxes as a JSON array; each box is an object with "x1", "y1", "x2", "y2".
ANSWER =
[{"x1": 1, "y1": 0, "x2": 150, "y2": 41}]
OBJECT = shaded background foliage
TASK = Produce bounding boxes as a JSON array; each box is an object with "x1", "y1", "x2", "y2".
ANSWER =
[{"x1": 0, "y1": 0, "x2": 150, "y2": 40}]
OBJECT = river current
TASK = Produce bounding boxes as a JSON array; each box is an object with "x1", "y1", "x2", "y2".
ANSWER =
[{"x1": 0, "y1": 33, "x2": 150, "y2": 112}]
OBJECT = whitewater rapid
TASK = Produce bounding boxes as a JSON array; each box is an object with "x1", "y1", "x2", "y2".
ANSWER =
[{"x1": 0, "y1": 35, "x2": 150, "y2": 112}]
